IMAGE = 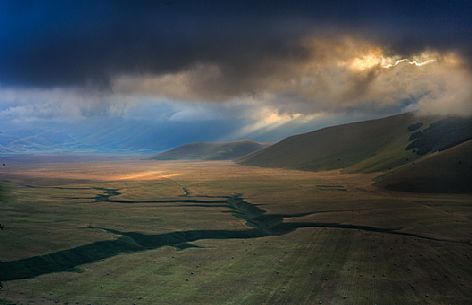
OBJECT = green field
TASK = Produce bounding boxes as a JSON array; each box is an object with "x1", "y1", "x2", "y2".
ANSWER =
[{"x1": 1, "y1": 160, "x2": 471, "y2": 305}]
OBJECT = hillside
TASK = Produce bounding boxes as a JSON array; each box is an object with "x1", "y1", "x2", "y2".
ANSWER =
[
  {"x1": 376, "y1": 140, "x2": 472, "y2": 193},
  {"x1": 239, "y1": 113, "x2": 472, "y2": 172},
  {"x1": 153, "y1": 141, "x2": 267, "y2": 160}
]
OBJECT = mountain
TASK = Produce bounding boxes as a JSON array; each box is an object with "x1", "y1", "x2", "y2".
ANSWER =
[
  {"x1": 239, "y1": 113, "x2": 472, "y2": 173},
  {"x1": 153, "y1": 140, "x2": 268, "y2": 160},
  {"x1": 0, "y1": 119, "x2": 239, "y2": 154},
  {"x1": 375, "y1": 140, "x2": 472, "y2": 193}
]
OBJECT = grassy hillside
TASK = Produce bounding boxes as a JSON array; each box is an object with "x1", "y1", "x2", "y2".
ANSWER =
[
  {"x1": 240, "y1": 113, "x2": 417, "y2": 171},
  {"x1": 154, "y1": 140, "x2": 267, "y2": 160},
  {"x1": 240, "y1": 113, "x2": 472, "y2": 173},
  {"x1": 376, "y1": 140, "x2": 472, "y2": 193}
]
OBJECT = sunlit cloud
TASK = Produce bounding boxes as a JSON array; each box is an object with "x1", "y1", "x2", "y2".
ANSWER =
[
  {"x1": 0, "y1": 35, "x2": 470, "y2": 140},
  {"x1": 108, "y1": 36, "x2": 471, "y2": 118},
  {"x1": 346, "y1": 51, "x2": 437, "y2": 71}
]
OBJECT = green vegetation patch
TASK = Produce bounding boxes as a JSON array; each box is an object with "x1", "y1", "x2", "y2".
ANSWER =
[
  {"x1": 378, "y1": 140, "x2": 472, "y2": 193},
  {"x1": 406, "y1": 116, "x2": 472, "y2": 155}
]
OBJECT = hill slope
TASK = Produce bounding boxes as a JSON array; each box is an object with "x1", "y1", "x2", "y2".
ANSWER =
[
  {"x1": 153, "y1": 141, "x2": 267, "y2": 160},
  {"x1": 239, "y1": 113, "x2": 472, "y2": 172},
  {"x1": 375, "y1": 140, "x2": 472, "y2": 193}
]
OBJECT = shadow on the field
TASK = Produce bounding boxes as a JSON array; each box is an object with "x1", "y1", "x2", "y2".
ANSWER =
[{"x1": 0, "y1": 193, "x2": 461, "y2": 281}]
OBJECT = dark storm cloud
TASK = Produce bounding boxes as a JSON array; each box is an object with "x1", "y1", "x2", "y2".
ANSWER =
[{"x1": 0, "y1": 0, "x2": 471, "y2": 89}]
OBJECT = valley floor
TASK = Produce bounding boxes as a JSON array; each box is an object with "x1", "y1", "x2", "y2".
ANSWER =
[{"x1": 0, "y1": 160, "x2": 471, "y2": 305}]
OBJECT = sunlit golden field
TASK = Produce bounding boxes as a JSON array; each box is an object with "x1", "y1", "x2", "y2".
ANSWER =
[{"x1": 1, "y1": 160, "x2": 471, "y2": 305}]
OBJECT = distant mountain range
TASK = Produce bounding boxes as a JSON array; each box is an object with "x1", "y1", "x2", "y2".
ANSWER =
[
  {"x1": 0, "y1": 119, "x2": 238, "y2": 154},
  {"x1": 2, "y1": 112, "x2": 471, "y2": 193},
  {"x1": 153, "y1": 140, "x2": 268, "y2": 160}
]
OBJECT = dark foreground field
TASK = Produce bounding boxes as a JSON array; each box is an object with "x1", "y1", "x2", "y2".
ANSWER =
[{"x1": 0, "y1": 160, "x2": 471, "y2": 305}]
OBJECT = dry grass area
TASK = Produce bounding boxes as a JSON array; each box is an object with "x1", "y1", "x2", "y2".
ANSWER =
[{"x1": 0, "y1": 159, "x2": 471, "y2": 305}]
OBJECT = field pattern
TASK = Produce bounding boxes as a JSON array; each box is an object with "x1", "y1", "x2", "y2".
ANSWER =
[{"x1": 1, "y1": 160, "x2": 471, "y2": 305}]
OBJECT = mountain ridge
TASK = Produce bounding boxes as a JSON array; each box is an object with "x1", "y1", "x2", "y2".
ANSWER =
[{"x1": 153, "y1": 140, "x2": 268, "y2": 160}]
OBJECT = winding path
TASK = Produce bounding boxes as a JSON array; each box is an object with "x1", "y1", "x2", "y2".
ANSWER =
[{"x1": 1, "y1": 184, "x2": 468, "y2": 281}]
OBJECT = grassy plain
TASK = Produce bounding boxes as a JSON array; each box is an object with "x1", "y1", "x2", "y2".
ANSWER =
[{"x1": 0, "y1": 159, "x2": 471, "y2": 305}]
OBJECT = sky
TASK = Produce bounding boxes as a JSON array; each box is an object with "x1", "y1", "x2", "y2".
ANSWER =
[{"x1": 0, "y1": 0, "x2": 471, "y2": 152}]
